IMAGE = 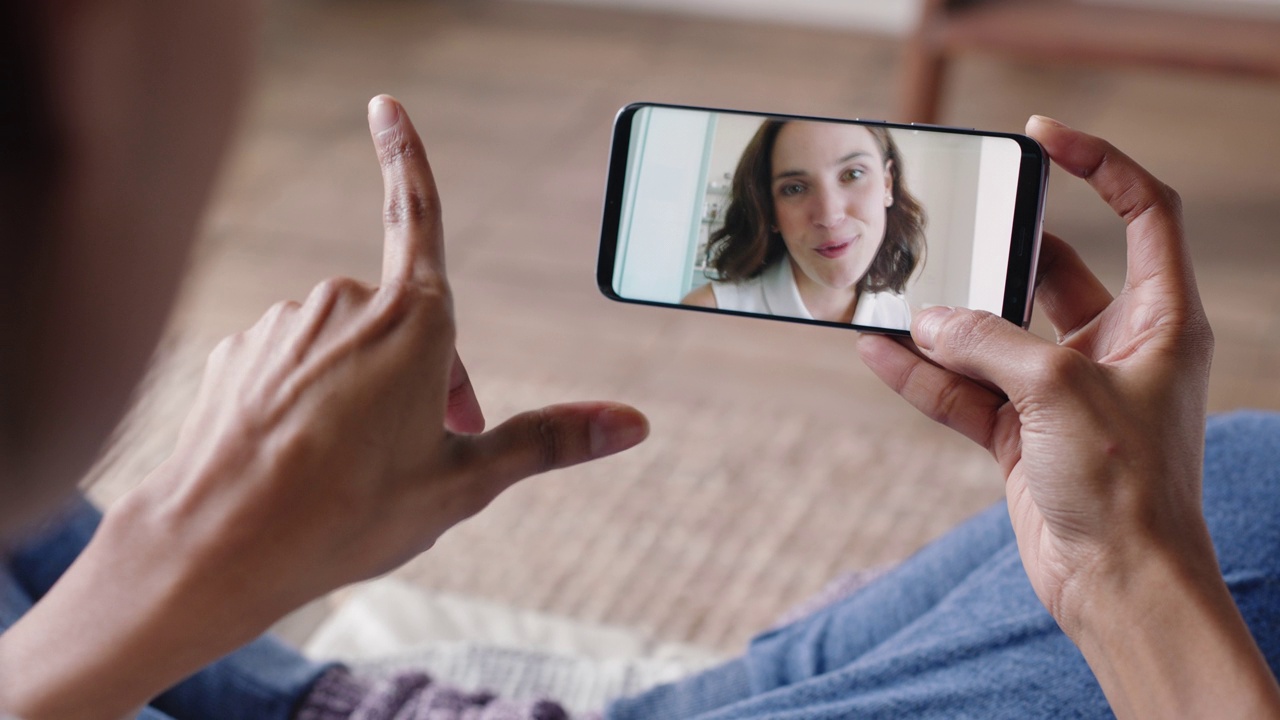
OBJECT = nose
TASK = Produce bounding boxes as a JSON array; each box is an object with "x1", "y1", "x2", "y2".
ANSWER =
[{"x1": 811, "y1": 185, "x2": 845, "y2": 229}]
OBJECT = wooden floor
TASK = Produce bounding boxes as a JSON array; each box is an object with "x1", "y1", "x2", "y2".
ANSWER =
[{"x1": 90, "y1": 0, "x2": 1280, "y2": 654}]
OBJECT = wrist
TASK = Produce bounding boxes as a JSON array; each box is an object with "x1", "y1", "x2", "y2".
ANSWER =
[
  {"x1": 0, "y1": 520, "x2": 186, "y2": 717},
  {"x1": 1071, "y1": 534, "x2": 1221, "y2": 649},
  {"x1": 0, "y1": 473, "x2": 270, "y2": 719},
  {"x1": 1067, "y1": 530, "x2": 1280, "y2": 718},
  {"x1": 98, "y1": 479, "x2": 279, "y2": 640},
  {"x1": 1058, "y1": 516, "x2": 1220, "y2": 639}
]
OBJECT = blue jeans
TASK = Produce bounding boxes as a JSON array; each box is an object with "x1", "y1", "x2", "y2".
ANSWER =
[
  {"x1": 3, "y1": 412, "x2": 1278, "y2": 719},
  {"x1": 0, "y1": 498, "x2": 334, "y2": 720},
  {"x1": 607, "y1": 411, "x2": 1280, "y2": 719}
]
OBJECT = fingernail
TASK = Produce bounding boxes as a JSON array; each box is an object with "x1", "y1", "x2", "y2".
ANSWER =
[
  {"x1": 589, "y1": 407, "x2": 649, "y2": 457},
  {"x1": 913, "y1": 306, "x2": 954, "y2": 352},
  {"x1": 368, "y1": 95, "x2": 400, "y2": 135},
  {"x1": 1030, "y1": 114, "x2": 1067, "y2": 129}
]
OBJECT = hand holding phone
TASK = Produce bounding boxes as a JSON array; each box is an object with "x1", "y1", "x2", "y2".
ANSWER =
[
  {"x1": 856, "y1": 115, "x2": 1280, "y2": 720},
  {"x1": 598, "y1": 103, "x2": 1048, "y2": 334}
]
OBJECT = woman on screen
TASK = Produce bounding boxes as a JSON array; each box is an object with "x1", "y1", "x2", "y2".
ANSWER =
[{"x1": 682, "y1": 120, "x2": 926, "y2": 329}]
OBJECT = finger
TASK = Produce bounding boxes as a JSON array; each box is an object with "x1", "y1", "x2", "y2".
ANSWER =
[
  {"x1": 458, "y1": 402, "x2": 648, "y2": 494},
  {"x1": 445, "y1": 349, "x2": 485, "y2": 434},
  {"x1": 911, "y1": 306, "x2": 1072, "y2": 404},
  {"x1": 857, "y1": 334, "x2": 1007, "y2": 452},
  {"x1": 368, "y1": 95, "x2": 445, "y2": 287},
  {"x1": 1034, "y1": 231, "x2": 1113, "y2": 341},
  {"x1": 1026, "y1": 116, "x2": 1192, "y2": 293}
]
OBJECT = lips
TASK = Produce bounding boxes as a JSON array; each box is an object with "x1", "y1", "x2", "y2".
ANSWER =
[{"x1": 814, "y1": 237, "x2": 855, "y2": 259}]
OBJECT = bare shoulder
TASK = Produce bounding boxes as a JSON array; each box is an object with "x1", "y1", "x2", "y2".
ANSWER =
[{"x1": 681, "y1": 284, "x2": 718, "y2": 308}]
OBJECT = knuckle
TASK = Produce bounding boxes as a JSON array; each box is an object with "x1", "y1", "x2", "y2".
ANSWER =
[
  {"x1": 309, "y1": 276, "x2": 365, "y2": 307},
  {"x1": 926, "y1": 372, "x2": 970, "y2": 427},
  {"x1": 1030, "y1": 347, "x2": 1090, "y2": 389},
  {"x1": 376, "y1": 280, "x2": 455, "y2": 338},
  {"x1": 1161, "y1": 183, "x2": 1183, "y2": 214},
  {"x1": 379, "y1": 131, "x2": 419, "y2": 168},
  {"x1": 1118, "y1": 176, "x2": 1181, "y2": 226},
  {"x1": 383, "y1": 183, "x2": 437, "y2": 227},
  {"x1": 885, "y1": 352, "x2": 922, "y2": 395},
  {"x1": 326, "y1": 276, "x2": 361, "y2": 295},
  {"x1": 209, "y1": 334, "x2": 240, "y2": 364},
  {"x1": 1115, "y1": 179, "x2": 1151, "y2": 223},
  {"x1": 310, "y1": 277, "x2": 342, "y2": 304},
  {"x1": 387, "y1": 274, "x2": 450, "y2": 304},
  {"x1": 368, "y1": 280, "x2": 458, "y2": 348},
  {"x1": 263, "y1": 300, "x2": 298, "y2": 323},
  {"x1": 417, "y1": 282, "x2": 454, "y2": 319},
  {"x1": 938, "y1": 309, "x2": 1000, "y2": 354},
  {"x1": 526, "y1": 409, "x2": 564, "y2": 473}
]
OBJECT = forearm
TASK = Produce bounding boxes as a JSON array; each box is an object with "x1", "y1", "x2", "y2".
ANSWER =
[
  {"x1": 0, "y1": 490, "x2": 268, "y2": 719},
  {"x1": 1073, "y1": 544, "x2": 1280, "y2": 719}
]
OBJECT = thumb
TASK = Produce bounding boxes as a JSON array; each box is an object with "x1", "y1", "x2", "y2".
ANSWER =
[
  {"x1": 912, "y1": 306, "x2": 1061, "y2": 401},
  {"x1": 461, "y1": 402, "x2": 649, "y2": 494}
]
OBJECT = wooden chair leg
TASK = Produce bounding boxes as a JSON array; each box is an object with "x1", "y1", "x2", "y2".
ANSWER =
[{"x1": 899, "y1": 38, "x2": 948, "y2": 124}]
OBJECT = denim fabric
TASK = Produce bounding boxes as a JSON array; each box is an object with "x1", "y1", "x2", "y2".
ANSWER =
[
  {"x1": 1, "y1": 496, "x2": 334, "y2": 720},
  {"x1": 606, "y1": 411, "x2": 1280, "y2": 719},
  {"x1": 4, "y1": 411, "x2": 1277, "y2": 719}
]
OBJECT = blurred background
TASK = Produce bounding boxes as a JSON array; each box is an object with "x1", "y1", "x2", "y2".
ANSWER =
[{"x1": 88, "y1": 0, "x2": 1280, "y2": 705}]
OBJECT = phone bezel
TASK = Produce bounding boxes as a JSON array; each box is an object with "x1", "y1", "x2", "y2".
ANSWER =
[{"x1": 597, "y1": 102, "x2": 1049, "y2": 336}]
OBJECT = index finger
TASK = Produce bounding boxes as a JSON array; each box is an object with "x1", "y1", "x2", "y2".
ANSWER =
[
  {"x1": 1026, "y1": 116, "x2": 1193, "y2": 295},
  {"x1": 368, "y1": 95, "x2": 445, "y2": 287}
]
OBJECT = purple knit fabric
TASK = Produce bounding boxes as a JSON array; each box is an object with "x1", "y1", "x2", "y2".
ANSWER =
[
  {"x1": 292, "y1": 566, "x2": 894, "y2": 719},
  {"x1": 294, "y1": 667, "x2": 596, "y2": 720}
]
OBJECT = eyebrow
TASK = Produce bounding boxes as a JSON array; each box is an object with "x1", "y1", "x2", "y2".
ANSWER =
[{"x1": 773, "y1": 151, "x2": 872, "y2": 181}]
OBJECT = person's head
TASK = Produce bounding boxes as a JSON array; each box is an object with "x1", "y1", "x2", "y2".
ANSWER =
[
  {"x1": 0, "y1": 1, "x2": 259, "y2": 534},
  {"x1": 707, "y1": 120, "x2": 925, "y2": 295}
]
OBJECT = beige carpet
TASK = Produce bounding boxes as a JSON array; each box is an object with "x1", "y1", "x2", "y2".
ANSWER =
[
  {"x1": 84, "y1": 0, "x2": 1280, "y2": 663},
  {"x1": 87, "y1": 328, "x2": 1001, "y2": 655}
]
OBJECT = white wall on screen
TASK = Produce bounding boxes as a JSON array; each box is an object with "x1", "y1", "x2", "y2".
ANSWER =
[
  {"x1": 967, "y1": 137, "x2": 1022, "y2": 314},
  {"x1": 893, "y1": 130, "x2": 981, "y2": 310},
  {"x1": 706, "y1": 115, "x2": 764, "y2": 196},
  {"x1": 616, "y1": 107, "x2": 714, "y2": 303}
]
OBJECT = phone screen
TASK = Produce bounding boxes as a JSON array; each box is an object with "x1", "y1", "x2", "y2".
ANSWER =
[{"x1": 598, "y1": 104, "x2": 1047, "y2": 334}]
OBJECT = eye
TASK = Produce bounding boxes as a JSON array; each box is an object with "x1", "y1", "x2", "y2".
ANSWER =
[
  {"x1": 777, "y1": 182, "x2": 806, "y2": 198},
  {"x1": 840, "y1": 168, "x2": 865, "y2": 183}
]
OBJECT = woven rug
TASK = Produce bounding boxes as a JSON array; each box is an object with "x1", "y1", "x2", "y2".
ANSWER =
[{"x1": 87, "y1": 333, "x2": 1003, "y2": 655}]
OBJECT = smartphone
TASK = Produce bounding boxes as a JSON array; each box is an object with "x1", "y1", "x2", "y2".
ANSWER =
[{"x1": 597, "y1": 103, "x2": 1048, "y2": 335}]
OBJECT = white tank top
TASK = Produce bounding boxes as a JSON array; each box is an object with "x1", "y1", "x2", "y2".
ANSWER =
[{"x1": 709, "y1": 258, "x2": 912, "y2": 330}]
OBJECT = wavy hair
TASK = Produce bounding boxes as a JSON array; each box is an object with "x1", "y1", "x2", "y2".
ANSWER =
[{"x1": 706, "y1": 120, "x2": 926, "y2": 294}]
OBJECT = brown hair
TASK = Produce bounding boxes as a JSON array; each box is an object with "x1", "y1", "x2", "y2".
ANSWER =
[{"x1": 705, "y1": 120, "x2": 926, "y2": 294}]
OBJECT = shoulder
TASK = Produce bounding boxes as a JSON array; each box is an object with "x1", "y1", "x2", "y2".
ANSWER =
[
  {"x1": 686, "y1": 267, "x2": 775, "y2": 314},
  {"x1": 681, "y1": 284, "x2": 718, "y2": 308}
]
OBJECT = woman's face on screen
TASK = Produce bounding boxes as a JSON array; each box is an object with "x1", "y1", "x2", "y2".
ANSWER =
[{"x1": 769, "y1": 122, "x2": 893, "y2": 291}]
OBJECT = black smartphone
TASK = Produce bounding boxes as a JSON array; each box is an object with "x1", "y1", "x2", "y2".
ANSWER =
[{"x1": 597, "y1": 102, "x2": 1048, "y2": 336}]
